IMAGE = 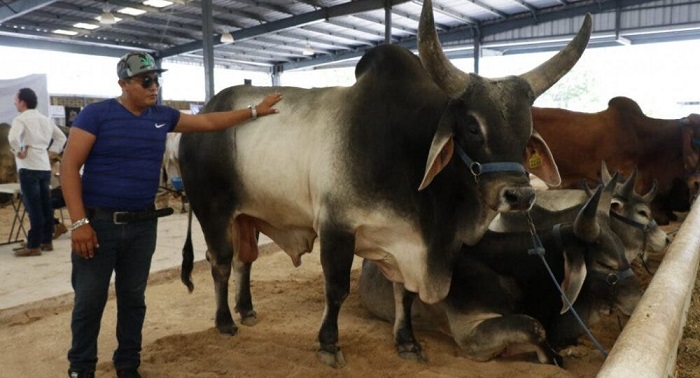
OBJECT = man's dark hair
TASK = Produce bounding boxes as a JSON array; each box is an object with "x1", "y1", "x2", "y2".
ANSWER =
[{"x1": 17, "y1": 88, "x2": 38, "y2": 109}]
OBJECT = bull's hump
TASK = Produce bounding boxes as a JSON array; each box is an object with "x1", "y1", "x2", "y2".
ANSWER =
[{"x1": 608, "y1": 96, "x2": 644, "y2": 116}]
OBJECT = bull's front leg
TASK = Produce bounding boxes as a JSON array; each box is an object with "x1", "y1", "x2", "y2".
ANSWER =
[
  {"x1": 316, "y1": 227, "x2": 355, "y2": 368},
  {"x1": 454, "y1": 314, "x2": 562, "y2": 365},
  {"x1": 392, "y1": 283, "x2": 427, "y2": 361}
]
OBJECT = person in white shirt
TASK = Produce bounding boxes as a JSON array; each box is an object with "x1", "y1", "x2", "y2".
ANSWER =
[{"x1": 8, "y1": 87, "x2": 67, "y2": 256}]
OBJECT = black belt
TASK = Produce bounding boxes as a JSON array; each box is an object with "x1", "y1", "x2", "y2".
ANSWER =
[{"x1": 86, "y1": 206, "x2": 174, "y2": 224}]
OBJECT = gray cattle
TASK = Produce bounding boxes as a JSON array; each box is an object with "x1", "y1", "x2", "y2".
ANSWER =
[
  {"x1": 179, "y1": 1, "x2": 591, "y2": 367},
  {"x1": 491, "y1": 162, "x2": 670, "y2": 264},
  {"x1": 359, "y1": 178, "x2": 642, "y2": 364}
]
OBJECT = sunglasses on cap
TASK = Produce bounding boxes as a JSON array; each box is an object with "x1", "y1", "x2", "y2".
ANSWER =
[{"x1": 129, "y1": 75, "x2": 161, "y2": 89}]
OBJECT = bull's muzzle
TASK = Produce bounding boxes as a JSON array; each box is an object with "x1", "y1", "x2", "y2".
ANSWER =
[{"x1": 501, "y1": 186, "x2": 536, "y2": 211}]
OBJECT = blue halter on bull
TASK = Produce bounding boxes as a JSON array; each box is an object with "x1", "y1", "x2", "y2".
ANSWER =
[{"x1": 178, "y1": 0, "x2": 592, "y2": 368}]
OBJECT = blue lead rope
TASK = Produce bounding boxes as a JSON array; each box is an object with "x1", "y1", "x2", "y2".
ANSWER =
[{"x1": 525, "y1": 213, "x2": 609, "y2": 358}]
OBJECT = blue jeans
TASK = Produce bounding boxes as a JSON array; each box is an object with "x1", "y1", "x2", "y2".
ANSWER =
[
  {"x1": 18, "y1": 169, "x2": 53, "y2": 248},
  {"x1": 67, "y1": 218, "x2": 157, "y2": 372}
]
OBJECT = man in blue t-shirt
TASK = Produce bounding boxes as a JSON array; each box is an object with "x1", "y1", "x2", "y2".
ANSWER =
[{"x1": 61, "y1": 52, "x2": 283, "y2": 378}]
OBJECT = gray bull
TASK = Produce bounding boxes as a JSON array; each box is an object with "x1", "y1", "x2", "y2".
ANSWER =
[
  {"x1": 179, "y1": 2, "x2": 591, "y2": 367},
  {"x1": 359, "y1": 177, "x2": 642, "y2": 364}
]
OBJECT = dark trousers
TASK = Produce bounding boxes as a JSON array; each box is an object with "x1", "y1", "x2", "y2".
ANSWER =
[
  {"x1": 67, "y1": 218, "x2": 157, "y2": 372},
  {"x1": 18, "y1": 169, "x2": 53, "y2": 248}
]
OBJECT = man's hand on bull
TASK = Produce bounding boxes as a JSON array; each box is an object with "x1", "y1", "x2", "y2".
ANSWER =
[{"x1": 253, "y1": 92, "x2": 283, "y2": 117}]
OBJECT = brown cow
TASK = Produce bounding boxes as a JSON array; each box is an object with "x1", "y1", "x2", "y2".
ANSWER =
[{"x1": 532, "y1": 97, "x2": 700, "y2": 225}]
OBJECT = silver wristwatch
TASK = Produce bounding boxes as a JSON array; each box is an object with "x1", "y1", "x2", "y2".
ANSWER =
[
  {"x1": 248, "y1": 105, "x2": 257, "y2": 120},
  {"x1": 69, "y1": 217, "x2": 90, "y2": 231}
]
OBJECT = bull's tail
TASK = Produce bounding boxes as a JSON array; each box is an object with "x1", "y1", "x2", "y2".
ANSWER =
[{"x1": 181, "y1": 208, "x2": 195, "y2": 293}]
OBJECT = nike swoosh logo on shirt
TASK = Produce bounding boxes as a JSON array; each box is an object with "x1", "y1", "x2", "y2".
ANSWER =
[{"x1": 155, "y1": 123, "x2": 166, "y2": 128}]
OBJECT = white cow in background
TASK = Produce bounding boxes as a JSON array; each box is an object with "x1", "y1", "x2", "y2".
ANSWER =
[{"x1": 157, "y1": 132, "x2": 186, "y2": 211}]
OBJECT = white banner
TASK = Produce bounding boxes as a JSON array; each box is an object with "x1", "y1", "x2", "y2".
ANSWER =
[
  {"x1": 0, "y1": 74, "x2": 49, "y2": 125},
  {"x1": 49, "y1": 105, "x2": 65, "y2": 118}
]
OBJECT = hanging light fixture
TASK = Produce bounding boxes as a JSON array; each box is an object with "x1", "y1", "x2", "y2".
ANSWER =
[
  {"x1": 302, "y1": 40, "x2": 314, "y2": 56},
  {"x1": 99, "y1": 9, "x2": 117, "y2": 25},
  {"x1": 220, "y1": 31, "x2": 234, "y2": 44}
]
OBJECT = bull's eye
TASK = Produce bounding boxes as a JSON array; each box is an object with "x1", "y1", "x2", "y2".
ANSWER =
[
  {"x1": 611, "y1": 202, "x2": 622, "y2": 212},
  {"x1": 638, "y1": 209, "x2": 650, "y2": 219},
  {"x1": 462, "y1": 115, "x2": 480, "y2": 136}
]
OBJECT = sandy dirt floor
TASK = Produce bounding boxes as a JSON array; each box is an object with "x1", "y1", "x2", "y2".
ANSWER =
[{"x1": 0, "y1": 199, "x2": 697, "y2": 378}]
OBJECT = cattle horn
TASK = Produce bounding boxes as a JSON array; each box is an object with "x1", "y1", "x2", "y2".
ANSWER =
[
  {"x1": 618, "y1": 167, "x2": 638, "y2": 199},
  {"x1": 574, "y1": 184, "x2": 602, "y2": 243},
  {"x1": 417, "y1": 0, "x2": 469, "y2": 97},
  {"x1": 600, "y1": 171, "x2": 619, "y2": 215},
  {"x1": 583, "y1": 179, "x2": 594, "y2": 196},
  {"x1": 642, "y1": 179, "x2": 658, "y2": 203},
  {"x1": 600, "y1": 161, "x2": 612, "y2": 185},
  {"x1": 520, "y1": 14, "x2": 592, "y2": 98}
]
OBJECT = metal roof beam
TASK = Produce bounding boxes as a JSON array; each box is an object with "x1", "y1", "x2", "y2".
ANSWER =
[
  {"x1": 303, "y1": 24, "x2": 377, "y2": 46},
  {"x1": 325, "y1": 18, "x2": 385, "y2": 38},
  {"x1": 0, "y1": 32, "x2": 150, "y2": 56},
  {"x1": 408, "y1": 0, "x2": 476, "y2": 25},
  {"x1": 351, "y1": 14, "x2": 418, "y2": 34},
  {"x1": 506, "y1": 0, "x2": 538, "y2": 14},
  {"x1": 161, "y1": 0, "x2": 410, "y2": 57},
  {"x1": 466, "y1": 0, "x2": 508, "y2": 18},
  {"x1": 17, "y1": 10, "x2": 195, "y2": 43},
  {"x1": 0, "y1": 0, "x2": 57, "y2": 23},
  {"x1": 280, "y1": 0, "x2": 661, "y2": 71}
]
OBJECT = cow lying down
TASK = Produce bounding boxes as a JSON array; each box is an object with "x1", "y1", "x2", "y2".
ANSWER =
[
  {"x1": 491, "y1": 162, "x2": 670, "y2": 265},
  {"x1": 359, "y1": 178, "x2": 642, "y2": 365}
]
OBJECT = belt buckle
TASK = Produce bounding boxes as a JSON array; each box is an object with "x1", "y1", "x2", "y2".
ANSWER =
[{"x1": 113, "y1": 211, "x2": 128, "y2": 224}]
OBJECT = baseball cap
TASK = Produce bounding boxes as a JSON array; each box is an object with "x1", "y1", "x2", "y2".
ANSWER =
[{"x1": 117, "y1": 52, "x2": 167, "y2": 79}]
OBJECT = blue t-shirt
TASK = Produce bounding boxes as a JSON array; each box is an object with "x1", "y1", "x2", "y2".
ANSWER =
[{"x1": 73, "y1": 99, "x2": 180, "y2": 210}]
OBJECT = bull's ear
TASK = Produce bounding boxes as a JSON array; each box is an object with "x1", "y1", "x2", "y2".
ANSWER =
[
  {"x1": 560, "y1": 249, "x2": 587, "y2": 314},
  {"x1": 419, "y1": 112, "x2": 455, "y2": 191},
  {"x1": 523, "y1": 131, "x2": 561, "y2": 187}
]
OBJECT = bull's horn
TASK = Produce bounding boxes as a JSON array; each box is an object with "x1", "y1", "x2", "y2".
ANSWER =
[
  {"x1": 520, "y1": 14, "x2": 592, "y2": 98},
  {"x1": 574, "y1": 184, "x2": 602, "y2": 243},
  {"x1": 619, "y1": 167, "x2": 638, "y2": 198},
  {"x1": 600, "y1": 161, "x2": 612, "y2": 185},
  {"x1": 642, "y1": 179, "x2": 658, "y2": 203},
  {"x1": 600, "y1": 172, "x2": 619, "y2": 215},
  {"x1": 583, "y1": 179, "x2": 594, "y2": 197},
  {"x1": 418, "y1": 0, "x2": 469, "y2": 97}
]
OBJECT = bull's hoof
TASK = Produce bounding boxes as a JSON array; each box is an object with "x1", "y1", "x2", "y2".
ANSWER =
[
  {"x1": 215, "y1": 322, "x2": 239, "y2": 336},
  {"x1": 316, "y1": 347, "x2": 346, "y2": 368},
  {"x1": 559, "y1": 345, "x2": 589, "y2": 358},
  {"x1": 397, "y1": 342, "x2": 427, "y2": 362},
  {"x1": 240, "y1": 310, "x2": 258, "y2": 327}
]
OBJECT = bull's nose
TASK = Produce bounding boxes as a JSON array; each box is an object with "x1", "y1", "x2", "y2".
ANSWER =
[{"x1": 501, "y1": 186, "x2": 536, "y2": 211}]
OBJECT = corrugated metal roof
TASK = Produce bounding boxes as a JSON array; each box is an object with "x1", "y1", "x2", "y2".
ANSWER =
[{"x1": 1, "y1": 0, "x2": 700, "y2": 73}]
